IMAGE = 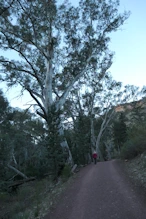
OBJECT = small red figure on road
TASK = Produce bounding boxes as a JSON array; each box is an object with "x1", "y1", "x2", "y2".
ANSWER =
[{"x1": 92, "y1": 151, "x2": 98, "y2": 164}]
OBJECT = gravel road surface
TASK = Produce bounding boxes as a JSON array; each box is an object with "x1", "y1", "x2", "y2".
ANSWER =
[{"x1": 44, "y1": 160, "x2": 146, "y2": 219}]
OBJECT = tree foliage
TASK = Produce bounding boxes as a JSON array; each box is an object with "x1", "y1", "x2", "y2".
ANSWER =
[
  {"x1": 112, "y1": 113, "x2": 127, "y2": 151},
  {"x1": 121, "y1": 124, "x2": 146, "y2": 159},
  {"x1": 0, "y1": 90, "x2": 48, "y2": 190},
  {"x1": 0, "y1": 0, "x2": 129, "y2": 118}
]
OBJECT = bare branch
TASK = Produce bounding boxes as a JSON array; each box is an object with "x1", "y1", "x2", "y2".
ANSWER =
[
  {"x1": 0, "y1": 59, "x2": 36, "y2": 76},
  {"x1": 7, "y1": 164, "x2": 28, "y2": 179},
  {"x1": 27, "y1": 88, "x2": 47, "y2": 120}
]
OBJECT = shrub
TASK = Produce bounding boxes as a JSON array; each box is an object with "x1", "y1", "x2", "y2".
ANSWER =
[
  {"x1": 61, "y1": 164, "x2": 71, "y2": 181},
  {"x1": 121, "y1": 135, "x2": 146, "y2": 159}
]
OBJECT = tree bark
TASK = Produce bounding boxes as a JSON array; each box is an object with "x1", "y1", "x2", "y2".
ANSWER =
[
  {"x1": 90, "y1": 118, "x2": 96, "y2": 152},
  {"x1": 12, "y1": 152, "x2": 17, "y2": 165},
  {"x1": 95, "y1": 109, "x2": 115, "y2": 160},
  {"x1": 104, "y1": 141, "x2": 113, "y2": 160}
]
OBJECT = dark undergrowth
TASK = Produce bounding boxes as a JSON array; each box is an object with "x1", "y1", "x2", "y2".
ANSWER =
[{"x1": 0, "y1": 174, "x2": 73, "y2": 219}]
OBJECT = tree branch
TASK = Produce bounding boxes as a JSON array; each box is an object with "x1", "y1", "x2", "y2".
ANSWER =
[
  {"x1": 0, "y1": 31, "x2": 43, "y2": 89},
  {"x1": 7, "y1": 164, "x2": 28, "y2": 179},
  {"x1": 0, "y1": 59, "x2": 36, "y2": 77},
  {"x1": 13, "y1": 0, "x2": 50, "y2": 60},
  {"x1": 27, "y1": 88, "x2": 47, "y2": 120},
  {"x1": 56, "y1": 54, "x2": 97, "y2": 111}
]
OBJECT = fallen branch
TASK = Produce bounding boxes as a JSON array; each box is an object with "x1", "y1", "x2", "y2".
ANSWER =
[
  {"x1": 8, "y1": 177, "x2": 36, "y2": 188},
  {"x1": 7, "y1": 164, "x2": 28, "y2": 179}
]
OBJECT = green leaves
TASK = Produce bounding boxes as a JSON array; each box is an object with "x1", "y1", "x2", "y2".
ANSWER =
[
  {"x1": 0, "y1": 0, "x2": 130, "y2": 115},
  {"x1": 112, "y1": 113, "x2": 127, "y2": 149}
]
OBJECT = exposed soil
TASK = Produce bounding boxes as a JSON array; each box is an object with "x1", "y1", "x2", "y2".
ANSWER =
[{"x1": 44, "y1": 160, "x2": 146, "y2": 219}]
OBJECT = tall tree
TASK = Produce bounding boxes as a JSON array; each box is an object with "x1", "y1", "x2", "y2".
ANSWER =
[
  {"x1": 80, "y1": 72, "x2": 123, "y2": 158},
  {"x1": 78, "y1": 73, "x2": 144, "y2": 159},
  {"x1": 0, "y1": 0, "x2": 129, "y2": 164}
]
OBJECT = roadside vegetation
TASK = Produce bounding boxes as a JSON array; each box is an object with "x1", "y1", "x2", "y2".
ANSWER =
[
  {"x1": 121, "y1": 123, "x2": 146, "y2": 191},
  {"x1": 0, "y1": 165, "x2": 73, "y2": 219},
  {"x1": 121, "y1": 125, "x2": 146, "y2": 160},
  {"x1": 113, "y1": 104, "x2": 146, "y2": 192},
  {"x1": 125, "y1": 152, "x2": 146, "y2": 191}
]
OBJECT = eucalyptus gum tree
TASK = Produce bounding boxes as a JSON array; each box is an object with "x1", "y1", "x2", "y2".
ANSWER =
[
  {"x1": 79, "y1": 72, "x2": 144, "y2": 160},
  {"x1": 80, "y1": 72, "x2": 122, "y2": 159},
  {"x1": 0, "y1": 0, "x2": 129, "y2": 164}
]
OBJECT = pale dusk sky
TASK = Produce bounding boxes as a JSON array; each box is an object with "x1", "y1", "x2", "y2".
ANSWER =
[{"x1": 109, "y1": 0, "x2": 146, "y2": 87}]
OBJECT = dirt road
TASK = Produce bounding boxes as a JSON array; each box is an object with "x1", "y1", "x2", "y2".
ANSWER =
[{"x1": 44, "y1": 160, "x2": 146, "y2": 219}]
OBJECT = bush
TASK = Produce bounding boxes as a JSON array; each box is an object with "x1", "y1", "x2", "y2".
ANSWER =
[
  {"x1": 121, "y1": 135, "x2": 146, "y2": 159},
  {"x1": 61, "y1": 164, "x2": 71, "y2": 181}
]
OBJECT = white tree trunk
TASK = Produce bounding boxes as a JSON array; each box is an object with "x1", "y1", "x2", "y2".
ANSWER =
[
  {"x1": 104, "y1": 141, "x2": 113, "y2": 160},
  {"x1": 44, "y1": 55, "x2": 53, "y2": 113},
  {"x1": 56, "y1": 55, "x2": 98, "y2": 111},
  {"x1": 90, "y1": 118, "x2": 96, "y2": 152},
  {"x1": 7, "y1": 164, "x2": 28, "y2": 179},
  {"x1": 95, "y1": 109, "x2": 115, "y2": 160},
  {"x1": 12, "y1": 152, "x2": 17, "y2": 165}
]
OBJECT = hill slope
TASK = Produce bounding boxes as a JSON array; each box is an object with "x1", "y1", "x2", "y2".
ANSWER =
[{"x1": 125, "y1": 152, "x2": 146, "y2": 191}]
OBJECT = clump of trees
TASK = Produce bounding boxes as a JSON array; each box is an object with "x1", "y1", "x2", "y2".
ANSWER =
[
  {"x1": 110, "y1": 95, "x2": 146, "y2": 159},
  {"x1": 119, "y1": 98, "x2": 146, "y2": 159},
  {"x1": 0, "y1": 0, "x2": 146, "y2": 192},
  {"x1": 0, "y1": 90, "x2": 48, "y2": 189},
  {"x1": 112, "y1": 113, "x2": 128, "y2": 153}
]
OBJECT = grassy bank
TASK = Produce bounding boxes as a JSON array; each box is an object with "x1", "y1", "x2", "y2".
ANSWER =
[
  {"x1": 125, "y1": 151, "x2": 146, "y2": 191},
  {"x1": 0, "y1": 176, "x2": 73, "y2": 219}
]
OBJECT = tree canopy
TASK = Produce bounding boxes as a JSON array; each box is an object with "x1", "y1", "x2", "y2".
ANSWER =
[{"x1": 0, "y1": 0, "x2": 130, "y2": 120}]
